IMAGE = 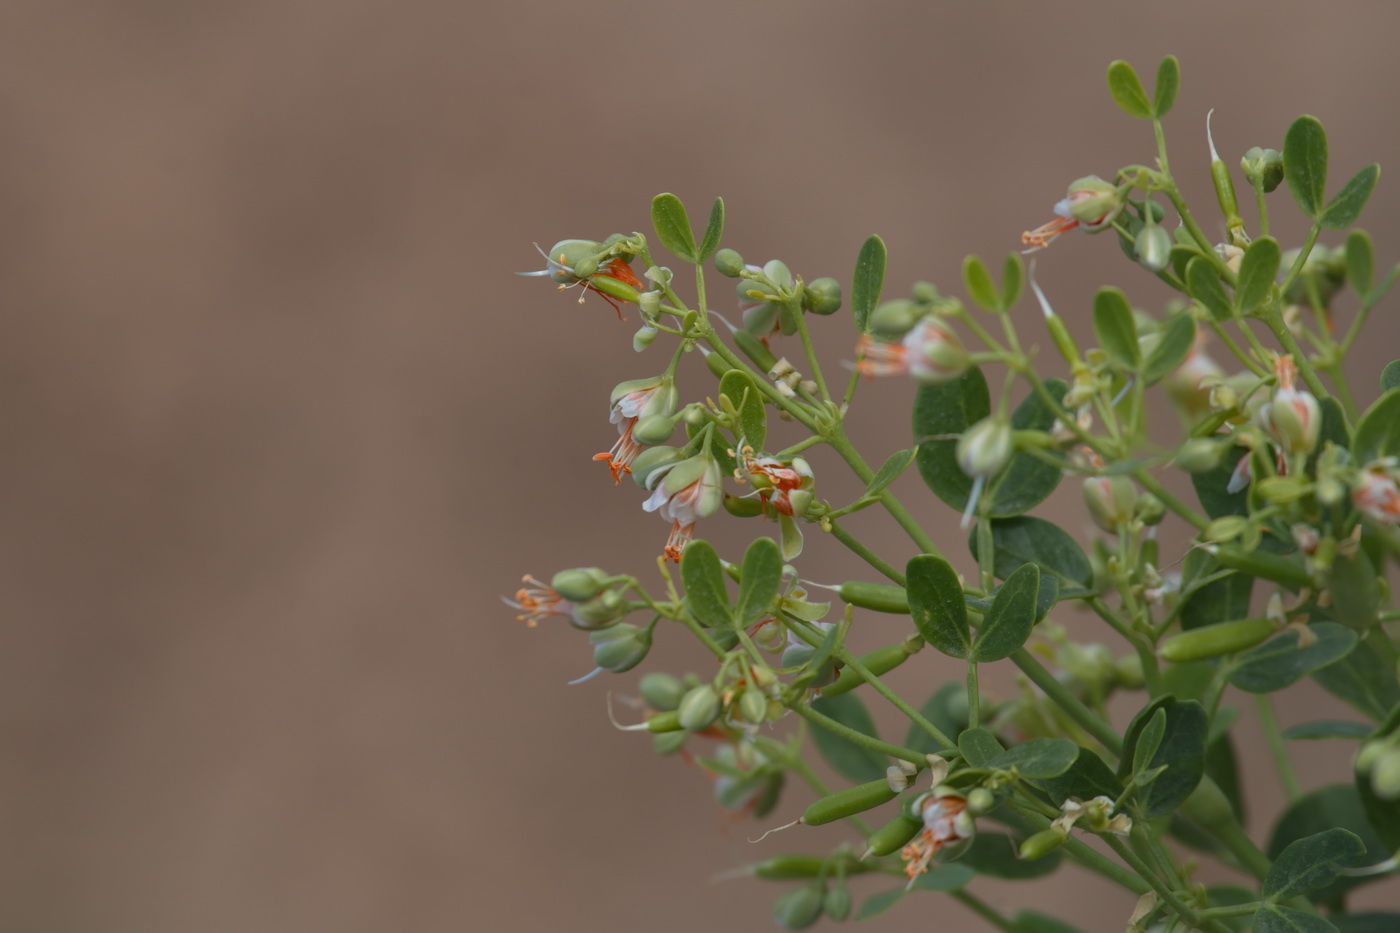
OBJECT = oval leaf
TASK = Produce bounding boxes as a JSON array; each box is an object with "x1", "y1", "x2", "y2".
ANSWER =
[
  {"x1": 972, "y1": 563, "x2": 1039, "y2": 661},
  {"x1": 1382, "y1": 360, "x2": 1400, "y2": 393},
  {"x1": 1153, "y1": 55, "x2": 1180, "y2": 117},
  {"x1": 1187, "y1": 255, "x2": 1234, "y2": 322},
  {"x1": 865, "y1": 447, "x2": 916, "y2": 497},
  {"x1": 985, "y1": 378, "x2": 1069, "y2": 516},
  {"x1": 1323, "y1": 550, "x2": 1379, "y2": 632},
  {"x1": 1255, "y1": 905, "x2": 1343, "y2": 933},
  {"x1": 1002, "y1": 252, "x2": 1024, "y2": 310},
  {"x1": 1320, "y1": 164, "x2": 1380, "y2": 230},
  {"x1": 913, "y1": 366, "x2": 991, "y2": 511},
  {"x1": 1229, "y1": 622, "x2": 1358, "y2": 693},
  {"x1": 719, "y1": 369, "x2": 767, "y2": 451},
  {"x1": 697, "y1": 196, "x2": 725, "y2": 262},
  {"x1": 1352, "y1": 388, "x2": 1400, "y2": 462},
  {"x1": 987, "y1": 737, "x2": 1078, "y2": 779},
  {"x1": 962, "y1": 833, "x2": 1062, "y2": 879},
  {"x1": 958, "y1": 727, "x2": 1006, "y2": 766},
  {"x1": 1284, "y1": 116, "x2": 1329, "y2": 219},
  {"x1": 1264, "y1": 828, "x2": 1366, "y2": 900},
  {"x1": 650, "y1": 192, "x2": 699, "y2": 262},
  {"x1": 1106, "y1": 60, "x2": 1152, "y2": 119},
  {"x1": 907, "y1": 555, "x2": 970, "y2": 659},
  {"x1": 809, "y1": 693, "x2": 888, "y2": 782},
  {"x1": 963, "y1": 254, "x2": 1000, "y2": 311},
  {"x1": 1093, "y1": 286, "x2": 1141, "y2": 368},
  {"x1": 735, "y1": 536, "x2": 783, "y2": 626},
  {"x1": 851, "y1": 234, "x2": 886, "y2": 334},
  {"x1": 1269, "y1": 784, "x2": 1391, "y2": 902},
  {"x1": 1345, "y1": 230, "x2": 1375, "y2": 298},
  {"x1": 1035, "y1": 746, "x2": 1124, "y2": 803},
  {"x1": 1142, "y1": 309, "x2": 1197, "y2": 385},
  {"x1": 1236, "y1": 236, "x2": 1281, "y2": 315},
  {"x1": 980, "y1": 515, "x2": 1093, "y2": 594},
  {"x1": 1312, "y1": 636, "x2": 1400, "y2": 721},
  {"x1": 680, "y1": 540, "x2": 732, "y2": 627}
]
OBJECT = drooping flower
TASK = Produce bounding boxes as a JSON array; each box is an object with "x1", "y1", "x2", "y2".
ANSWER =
[
  {"x1": 1021, "y1": 176, "x2": 1124, "y2": 252},
  {"x1": 1354, "y1": 459, "x2": 1400, "y2": 525},
  {"x1": 641, "y1": 450, "x2": 724, "y2": 561},
  {"x1": 504, "y1": 574, "x2": 625, "y2": 629},
  {"x1": 594, "y1": 376, "x2": 678, "y2": 483},
  {"x1": 1263, "y1": 355, "x2": 1321, "y2": 457},
  {"x1": 901, "y1": 791, "x2": 974, "y2": 883},
  {"x1": 519, "y1": 239, "x2": 644, "y2": 317},
  {"x1": 855, "y1": 318, "x2": 969, "y2": 384}
]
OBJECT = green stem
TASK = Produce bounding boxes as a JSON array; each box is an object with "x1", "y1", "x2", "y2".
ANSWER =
[
  {"x1": 835, "y1": 647, "x2": 954, "y2": 749},
  {"x1": 1103, "y1": 835, "x2": 1230, "y2": 933},
  {"x1": 1010, "y1": 649, "x2": 1124, "y2": 756},
  {"x1": 966, "y1": 662, "x2": 981, "y2": 729},
  {"x1": 1254, "y1": 693, "x2": 1302, "y2": 801},
  {"x1": 1130, "y1": 469, "x2": 1209, "y2": 531},
  {"x1": 1088, "y1": 597, "x2": 1162, "y2": 695},
  {"x1": 786, "y1": 297, "x2": 833, "y2": 405},
  {"x1": 1261, "y1": 308, "x2": 1329, "y2": 400},
  {"x1": 950, "y1": 889, "x2": 1017, "y2": 933},
  {"x1": 827, "y1": 519, "x2": 906, "y2": 584},
  {"x1": 827, "y1": 430, "x2": 943, "y2": 558},
  {"x1": 1207, "y1": 320, "x2": 1268, "y2": 376},
  {"x1": 788, "y1": 701, "x2": 926, "y2": 766}
]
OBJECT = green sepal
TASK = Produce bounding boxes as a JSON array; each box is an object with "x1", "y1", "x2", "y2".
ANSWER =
[
  {"x1": 1236, "y1": 236, "x2": 1281, "y2": 315},
  {"x1": 650, "y1": 192, "x2": 699, "y2": 262},
  {"x1": 680, "y1": 539, "x2": 732, "y2": 627},
  {"x1": 1268, "y1": 784, "x2": 1392, "y2": 901},
  {"x1": 907, "y1": 554, "x2": 971, "y2": 660},
  {"x1": 809, "y1": 693, "x2": 889, "y2": 783},
  {"x1": 1106, "y1": 59, "x2": 1153, "y2": 119},
  {"x1": 735, "y1": 536, "x2": 783, "y2": 627},
  {"x1": 1092, "y1": 286, "x2": 1140, "y2": 369},
  {"x1": 1284, "y1": 115, "x2": 1329, "y2": 219},
  {"x1": 697, "y1": 197, "x2": 725, "y2": 262},
  {"x1": 851, "y1": 234, "x2": 887, "y2": 334}
]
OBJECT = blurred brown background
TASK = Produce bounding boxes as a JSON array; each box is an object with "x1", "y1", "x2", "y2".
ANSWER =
[{"x1": 2, "y1": 2, "x2": 1397, "y2": 930}]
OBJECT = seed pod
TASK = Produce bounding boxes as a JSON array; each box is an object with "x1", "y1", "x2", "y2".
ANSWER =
[
  {"x1": 1019, "y1": 828, "x2": 1068, "y2": 860},
  {"x1": 823, "y1": 882, "x2": 852, "y2": 922},
  {"x1": 804, "y1": 277, "x2": 842, "y2": 316},
  {"x1": 704, "y1": 348, "x2": 732, "y2": 379},
  {"x1": 715, "y1": 248, "x2": 745, "y2": 278},
  {"x1": 865, "y1": 813, "x2": 924, "y2": 857},
  {"x1": 651, "y1": 730, "x2": 687, "y2": 756},
  {"x1": 645, "y1": 710, "x2": 684, "y2": 733},
  {"x1": 772, "y1": 884, "x2": 825, "y2": 931},
  {"x1": 733, "y1": 329, "x2": 778, "y2": 373},
  {"x1": 677, "y1": 684, "x2": 722, "y2": 731},
  {"x1": 801, "y1": 779, "x2": 900, "y2": 826},
  {"x1": 820, "y1": 643, "x2": 918, "y2": 698},
  {"x1": 749, "y1": 855, "x2": 827, "y2": 880},
  {"x1": 838, "y1": 581, "x2": 910, "y2": 613},
  {"x1": 589, "y1": 620, "x2": 648, "y2": 670},
  {"x1": 869, "y1": 299, "x2": 922, "y2": 338},
  {"x1": 739, "y1": 686, "x2": 770, "y2": 724},
  {"x1": 638, "y1": 672, "x2": 685, "y2": 711},
  {"x1": 722, "y1": 493, "x2": 765, "y2": 518}
]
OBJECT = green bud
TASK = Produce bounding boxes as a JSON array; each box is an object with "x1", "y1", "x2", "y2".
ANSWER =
[
  {"x1": 739, "y1": 686, "x2": 770, "y2": 723},
  {"x1": 651, "y1": 730, "x2": 687, "y2": 755},
  {"x1": 570, "y1": 589, "x2": 628, "y2": 630},
  {"x1": 1370, "y1": 749, "x2": 1400, "y2": 801},
  {"x1": 1176, "y1": 438, "x2": 1229, "y2": 473},
  {"x1": 1158, "y1": 617, "x2": 1276, "y2": 663},
  {"x1": 1082, "y1": 475, "x2": 1137, "y2": 533},
  {"x1": 639, "y1": 672, "x2": 685, "y2": 711},
  {"x1": 1241, "y1": 146, "x2": 1285, "y2": 193},
  {"x1": 1204, "y1": 515, "x2": 1249, "y2": 543},
  {"x1": 632, "y1": 413, "x2": 678, "y2": 447},
  {"x1": 550, "y1": 568, "x2": 608, "y2": 602},
  {"x1": 772, "y1": 884, "x2": 825, "y2": 931},
  {"x1": 1135, "y1": 221, "x2": 1173, "y2": 272},
  {"x1": 1114, "y1": 653, "x2": 1145, "y2": 689},
  {"x1": 823, "y1": 883, "x2": 852, "y2": 923},
  {"x1": 1255, "y1": 475, "x2": 1307, "y2": 505},
  {"x1": 542, "y1": 239, "x2": 604, "y2": 283},
  {"x1": 804, "y1": 277, "x2": 842, "y2": 315},
  {"x1": 715, "y1": 248, "x2": 745, "y2": 278},
  {"x1": 1063, "y1": 176, "x2": 1123, "y2": 228},
  {"x1": 1135, "y1": 493, "x2": 1165, "y2": 526},
  {"x1": 956, "y1": 417, "x2": 1015, "y2": 479},
  {"x1": 1355, "y1": 740, "x2": 1387, "y2": 775},
  {"x1": 677, "y1": 684, "x2": 722, "y2": 731},
  {"x1": 631, "y1": 446, "x2": 684, "y2": 489},
  {"x1": 1019, "y1": 828, "x2": 1068, "y2": 860},
  {"x1": 911, "y1": 281, "x2": 939, "y2": 304},
  {"x1": 589, "y1": 623, "x2": 651, "y2": 672},
  {"x1": 869, "y1": 299, "x2": 923, "y2": 338},
  {"x1": 965, "y1": 788, "x2": 996, "y2": 815},
  {"x1": 637, "y1": 290, "x2": 662, "y2": 316}
]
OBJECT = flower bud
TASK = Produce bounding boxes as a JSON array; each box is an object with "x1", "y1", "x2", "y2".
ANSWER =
[
  {"x1": 772, "y1": 884, "x2": 825, "y2": 931},
  {"x1": 589, "y1": 623, "x2": 651, "y2": 672},
  {"x1": 911, "y1": 281, "x2": 939, "y2": 304},
  {"x1": 651, "y1": 730, "x2": 687, "y2": 755},
  {"x1": 965, "y1": 788, "x2": 996, "y2": 815},
  {"x1": 542, "y1": 239, "x2": 604, "y2": 283},
  {"x1": 869, "y1": 299, "x2": 923, "y2": 338},
  {"x1": 1355, "y1": 740, "x2": 1388, "y2": 775},
  {"x1": 1134, "y1": 221, "x2": 1173, "y2": 272},
  {"x1": 1061, "y1": 176, "x2": 1123, "y2": 228},
  {"x1": 1353, "y1": 460, "x2": 1400, "y2": 525},
  {"x1": 631, "y1": 446, "x2": 685, "y2": 489},
  {"x1": 550, "y1": 568, "x2": 609, "y2": 602},
  {"x1": 639, "y1": 672, "x2": 685, "y2": 711},
  {"x1": 822, "y1": 883, "x2": 852, "y2": 922},
  {"x1": 631, "y1": 413, "x2": 678, "y2": 446},
  {"x1": 1241, "y1": 146, "x2": 1285, "y2": 193},
  {"x1": 1114, "y1": 653, "x2": 1145, "y2": 689},
  {"x1": 1370, "y1": 748, "x2": 1400, "y2": 801},
  {"x1": 677, "y1": 684, "x2": 722, "y2": 730},
  {"x1": 738, "y1": 686, "x2": 769, "y2": 723},
  {"x1": 803, "y1": 277, "x2": 842, "y2": 315},
  {"x1": 570, "y1": 589, "x2": 628, "y2": 630},
  {"x1": 957, "y1": 417, "x2": 1015, "y2": 479},
  {"x1": 1135, "y1": 493, "x2": 1165, "y2": 526},
  {"x1": 1176, "y1": 438, "x2": 1229, "y2": 473},
  {"x1": 1082, "y1": 475, "x2": 1137, "y2": 533},
  {"x1": 1267, "y1": 356, "x2": 1321, "y2": 456},
  {"x1": 714, "y1": 248, "x2": 745, "y2": 277}
]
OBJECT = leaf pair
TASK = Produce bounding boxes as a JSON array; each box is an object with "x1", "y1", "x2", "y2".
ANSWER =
[
  {"x1": 1092, "y1": 288, "x2": 1196, "y2": 381},
  {"x1": 679, "y1": 537, "x2": 782, "y2": 628},
  {"x1": 650, "y1": 192, "x2": 725, "y2": 264},
  {"x1": 906, "y1": 555, "x2": 1039, "y2": 662},
  {"x1": 1106, "y1": 56, "x2": 1180, "y2": 120},
  {"x1": 1283, "y1": 116, "x2": 1381, "y2": 230}
]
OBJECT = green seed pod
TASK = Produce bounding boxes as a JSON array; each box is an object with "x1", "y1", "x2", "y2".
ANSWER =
[
  {"x1": 651, "y1": 729, "x2": 687, "y2": 755},
  {"x1": 865, "y1": 813, "x2": 924, "y2": 857},
  {"x1": 1044, "y1": 313, "x2": 1082, "y2": 366},
  {"x1": 1176, "y1": 437, "x2": 1229, "y2": 473},
  {"x1": 645, "y1": 710, "x2": 684, "y2": 733},
  {"x1": 1241, "y1": 146, "x2": 1285, "y2": 193},
  {"x1": 732, "y1": 331, "x2": 778, "y2": 374},
  {"x1": 1159, "y1": 618, "x2": 1276, "y2": 663},
  {"x1": 631, "y1": 413, "x2": 678, "y2": 447},
  {"x1": 821, "y1": 643, "x2": 917, "y2": 698},
  {"x1": 801, "y1": 779, "x2": 900, "y2": 826},
  {"x1": 715, "y1": 248, "x2": 745, "y2": 278},
  {"x1": 869, "y1": 299, "x2": 923, "y2": 339},
  {"x1": 550, "y1": 568, "x2": 608, "y2": 602},
  {"x1": 677, "y1": 684, "x2": 722, "y2": 731},
  {"x1": 704, "y1": 349, "x2": 732, "y2": 380},
  {"x1": 630, "y1": 445, "x2": 684, "y2": 489},
  {"x1": 590, "y1": 623, "x2": 651, "y2": 672},
  {"x1": 739, "y1": 686, "x2": 770, "y2": 723},
  {"x1": 804, "y1": 277, "x2": 842, "y2": 315},
  {"x1": 1019, "y1": 828, "x2": 1068, "y2": 860},
  {"x1": 823, "y1": 882, "x2": 852, "y2": 922},
  {"x1": 838, "y1": 581, "x2": 910, "y2": 613},
  {"x1": 1370, "y1": 749, "x2": 1400, "y2": 801},
  {"x1": 749, "y1": 855, "x2": 828, "y2": 880},
  {"x1": 723, "y1": 493, "x2": 765, "y2": 518},
  {"x1": 772, "y1": 884, "x2": 825, "y2": 931},
  {"x1": 639, "y1": 672, "x2": 685, "y2": 711}
]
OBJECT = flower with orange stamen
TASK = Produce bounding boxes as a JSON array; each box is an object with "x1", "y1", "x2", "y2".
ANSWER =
[
  {"x1": 519, "y1": 239, "x2": 644, "y2": 317},
  {"x1": 594, "y1": 376, "x2": 678, "y2": 483},
  {"x1": 901, "y1": 791, "x2": 975, "y2": 883},
  {"x1": 1354, "y1": 459, "x2": 1400, "y2": 525},
  {"x1": 855, "y1": 318, "x2": 969, "y2": 384},
  {"x1": 641, "y1": 450, "x2": 724, "y2": 561},
  {"x1": 1022, "y1": 175, "x2": 1124, "y2": 252}
]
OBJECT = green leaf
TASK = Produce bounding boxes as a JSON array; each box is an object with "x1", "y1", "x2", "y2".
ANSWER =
[
  {"x1": 1142, "y1": 309, "x2": 1197, "y2": 385},
  {"x1": 1122, "y1": 698, "x2": 1208, "y2": 818},
  {"x1": 966, "y1": 573, "x2": 1059, "y2": 622},
  {"x1": 1380, "y1": 361, "x2": 1400, "y2": 393},
  {"x1": 1153, "y1": 55, "x2": 1180, "y2": 117},
  {"x1": 1264, "y1": 828, "x2": 1366, "y2": 900},
  {"x1": 1320, "y1": 163, "x2": 1380, "y2": 230},
  {"x1": 984, "y1": 378, "x2": 1069, "y2": 517},
  {"x1": 696, "y1": 197, "x2": 725, "y2": 262},
  {"x1": 907, "y1": 555, "x2": 971, "y2": 659},
  {"x1": 911, "y1": 862, "x2": 975, "y2": 892},
  {"x1": 1002, "y1": 252, "x2": 1024, "y2": 310},
  {"x1": 851, "y1": 234, "x2": 887, "y2": 334},
  {"x1": 1284, "y1": 116, "x2": 1329, "y2": 219},
  {"x1": 1012, "y1": 910, "x2": 1087, "y2": 933},
  {"x1": 1106, "y1": 60, "x2": 1153, "y2": 119},
  {"x1": 735, "y1": 536, "x2": 783, "y2": 626},
  {"x1": 913, "y1": 366, "x2": 990, "y2": 511},
  {"x1": 1204, "y1": 886, "x2": 1259, "y2": 933},
  {"x1": 1132, "y1": 708, "x2": 1168, "y2": 777},
  {"x1": 1345, "y1": 230, "x2": 1375, "y2": 298},
  {"x1": 1093, "y1": 286, "x2": 1141, "y2": 368},
  {"x1": 1035, "y1": 746, "x2": 1123, "y2": 803},
  {"x1": 718, "y1": 369, "x2": 767, "y2": 451},
  {"x1": 962, "y1": 832, "x2": 1062, "y2": 879},
  {"x1": 1255, "y1": 905, "x2": 1342, "y2": 933},
  {"x1": 650, "y1": 192, "x2": 699, "y2": 263},
  {"x1": 1236, "y1": 236, "x2": 1281, "y2": 315},
  {"x1": 980, "y1": 516, "x2": 1093, "y2": 594},
  {"x1": 958, "y1": 727, "x2": 1006, "y2": 767},
  {"x1": 1229, "y1": 622, "x2": 1358, "y2": 693},
  {"x1": 987, "y1": 737, "x2": 1078, "y2": 779},
  {"x1": 1187, "y1": 256, "x2": 1235, "y2": 321},
  {"x1": 1332, "y1": 914, "x2": 1400, "y2": 933},
  {"x1": 1357, "y1": 708, "x2": 1400, "y2": 850},
  {"x1": 1191, "y1": 444, "x2": 1250, "y2": 519},
  {"x1": 1283, "y1": 720, "x2": 1373, "y2": 740},
  {"x1": 680, "y1": 540, "x2": 732, "y2": 627},
  {"x1": 1322, "y1": 550, "x2": 1380, "y2": 632},
  {"x1": 904, "y1": 682, "x2": 968, "y2": 756},
  {"x1": 1268, "y1": 784, "x2": 1390, "y2": 903},
  {"x1": 809, "y1": 694, "x2": 888, "y2": 783},
  {"x1": 1312, "y1": 637, "x2": 1400, "y2": 721},
  {"x1": 972, "y1": 564, "x2": 1039, "y2": 662},
  {"x1": 1180, "y1": 560, "x2": 1253, "y2": 631},
  {"x1": 1352, "y1": 388, "x2": 1400, "y2": 462},
  {"x1": 855, "y1": 886, "x2": 906, "y2": 921},
  {"x1": 963, "y1": 254, "x2": 1001, "y2": 311},
  {"x1": 865, "y1": 448, "x2": 917, "y2": 497}
]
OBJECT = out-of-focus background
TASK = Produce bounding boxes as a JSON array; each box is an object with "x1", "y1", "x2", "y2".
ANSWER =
[{"x1": 2, "y1": 2, "x2": 1397, "y2": 930}]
